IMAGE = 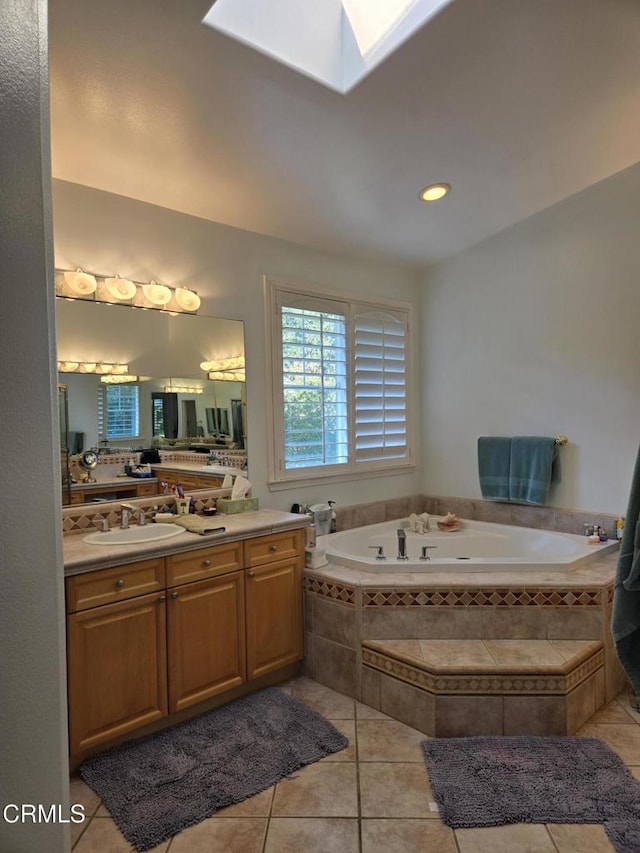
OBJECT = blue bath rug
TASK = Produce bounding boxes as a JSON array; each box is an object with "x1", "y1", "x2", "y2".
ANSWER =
[
  {"x1": 422, "y1": 736, "x2": 640, "y2": 853},
  {"x1": 80, "y1": 686, "x2": 348, "y2": 851}
]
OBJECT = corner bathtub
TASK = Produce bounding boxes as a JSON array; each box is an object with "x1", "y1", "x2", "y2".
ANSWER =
[{"x1": 323, "y1": 517, "x2": 618, "y2": 573}]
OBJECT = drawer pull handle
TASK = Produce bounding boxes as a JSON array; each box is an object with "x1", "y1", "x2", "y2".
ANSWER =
[
  {"x1": 202, "y1": 559, "x2": 212, "y2": 568},
  {"x1": 248, "y1": 571, "x2": 255, "y2": 578},
  {"x1": 158, "y1": 595, "x2": 166, "y2": 603},
  {"x1": 269, "y1": 545, "x2": 278, "y2": 552},
  {"x1": 115, "y1": 579, "x2": 125, "y2": 589},
  {"x1": 170, "y1": 592, "x2": 179, "y2": 599}
]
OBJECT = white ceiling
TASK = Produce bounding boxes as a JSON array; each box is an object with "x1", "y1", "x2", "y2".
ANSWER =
[{"x1": 49, "y1": 0, "x2": 640, "y2": 269}]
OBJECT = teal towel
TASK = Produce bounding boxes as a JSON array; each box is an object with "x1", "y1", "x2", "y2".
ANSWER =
[
  {"x1": 478, "y1": 437, "x2": 511, "y2": 501},
  {"x1": 509, "y1": 436, "x2": 558, "y2": 505},
  {"x1": 612, "y1": 444, "x2": 640, "y2": 698}
]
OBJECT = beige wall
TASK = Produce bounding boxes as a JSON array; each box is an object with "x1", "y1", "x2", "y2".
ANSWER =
[
  {"x1": 53, "y1": 179, "x2": 422, "y2": 510},
  {"x1": 1, "y1": 3, "x2": 69, "y2": 852},
  {"x1": 421, "y1": 162, "x2": 640, "y2": 515}
]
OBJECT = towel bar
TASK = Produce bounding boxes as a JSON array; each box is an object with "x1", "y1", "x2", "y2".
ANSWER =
[{"x1": 555, "y1": 435, "x2": 568, "y2": 446}]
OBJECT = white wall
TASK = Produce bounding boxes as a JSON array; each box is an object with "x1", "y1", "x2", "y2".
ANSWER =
[
  {"x1": 421, "y1": 162, "x2": 640, "y2": 515},
  {"x1": 52, "y1": 180, "x2": 422, "y2": 509},
  {"x1": 1, "y1": 3, "x2": 69, "y2": 852}
]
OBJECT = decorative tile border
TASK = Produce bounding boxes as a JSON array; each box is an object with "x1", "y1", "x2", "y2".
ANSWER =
[
  {"x1": 362, "y1": 588, "x2": 604, "y2": 607},
  {"x1": 62, "y1": 490, "x2": 222, "y2": 534},
  {"x1": 362, "y1": 645, "x2": 604, "y2": 696},
  {"x1": 303, "y1": 576, "x2": 356, "y2": 606}
]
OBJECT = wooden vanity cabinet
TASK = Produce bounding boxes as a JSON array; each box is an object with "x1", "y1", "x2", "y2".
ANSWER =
[
  {"x1": 167, "y1": 571, "x2": 246, "y2": 712},
  {"x1": 70, "y1": 480, "x2": 159, "y2": 504},
  {"x1": 152, "y1": 468, "x2": 225, "y2": 490},
  {"x1": 245, "y1": 530, "x2": 304, "y2": 680},
  {"x1": 65, "y1": 526, "x2": 304, "y2": 756},
  {"x1": 66, "y1": 584, "x2": 167, "y2": 754}
]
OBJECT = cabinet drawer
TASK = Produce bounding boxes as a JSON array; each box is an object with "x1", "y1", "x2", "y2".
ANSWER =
[
  {"x1": 166, "y1": 541, "x2": 243, "y2": 587},
  {"x1": 196, "y1": 475, "x2": 224, "y2": 488},
  {"x1": 66, "y1": 558, "x2": 166, "y2": 613},
  {"x1": 244, "y1": 529, "x2": 303, "y2": 568},
  {"x1": 136, "y1": 482, "x2": 158, "y2": 496}
]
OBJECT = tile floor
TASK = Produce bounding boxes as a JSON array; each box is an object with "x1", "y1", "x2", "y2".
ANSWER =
[{"x1": 70, "y1": 676, "x2": 640, "y2": 852}]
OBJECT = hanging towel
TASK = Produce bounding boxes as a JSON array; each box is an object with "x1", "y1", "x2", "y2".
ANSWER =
[
  {"x1": 478, "y1": 437, "x2": 511, "y2": 501},
  {"x1": 508, "y1": 436, "x2": 558, "y2": 505},
  {"x1": 612, "y1": 443, "x2": 640, "y2": 701}
]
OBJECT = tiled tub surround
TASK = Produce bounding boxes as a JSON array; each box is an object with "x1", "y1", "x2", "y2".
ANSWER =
[
  {"x1": 304, "y1": 513, "x2": 626, "y2": 736},
  {"x1": 335, "y1": 494, "x2": 622, "y2": 539}
]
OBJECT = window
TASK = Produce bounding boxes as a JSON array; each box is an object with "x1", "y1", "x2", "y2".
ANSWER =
[
  {"x1": 266, "y1": 280, "x2": 413, "y2": 483},
  {"x1": 98, "y1": 384, "x2": 140, "y2": 440}
]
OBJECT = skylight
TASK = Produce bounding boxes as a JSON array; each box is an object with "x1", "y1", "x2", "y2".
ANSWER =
[
  {"x1": 202, "y1": 0, "x2": 453, "y2": 94},
  {"x1": 341, "y1": 0, "x2": 419, "y2": 59}
]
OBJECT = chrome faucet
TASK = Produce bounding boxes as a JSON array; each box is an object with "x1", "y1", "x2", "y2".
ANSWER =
[
  {"x1": 397, "y1": 528, "x2": 408, "y2": 560},
  {"x1": 120, "y1": 503, "x2": 137, "y2": 529},
  {"x1": 368, "y1": 545, "x2": 387, "y2": 560},
  {"x1": 121, "y1": 503, "x2": 153, "y2": 528}
]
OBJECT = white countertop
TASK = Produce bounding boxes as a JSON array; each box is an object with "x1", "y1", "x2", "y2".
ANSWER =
[
  {"x1": 151, "y1": 462, "x2": 243, "y2": 476},
  {"x1": 63, "y1": 508, "x2": 308, "y2": 576}
]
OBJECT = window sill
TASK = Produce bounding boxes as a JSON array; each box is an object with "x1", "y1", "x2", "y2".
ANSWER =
[{"x1": 267, "y1": 464, "x2": 417, "y2": 491}]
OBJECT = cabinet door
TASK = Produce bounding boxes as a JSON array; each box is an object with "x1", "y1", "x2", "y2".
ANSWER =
[
  {"x1": 67, "y1": 592, "x2": 167, "y2": 754},
  {"x1": 245, "y1": 557, "x2": 303, "y2": 681},
  {"x1": 168, "y1": 571, "x2": 246, "y2": 713}
]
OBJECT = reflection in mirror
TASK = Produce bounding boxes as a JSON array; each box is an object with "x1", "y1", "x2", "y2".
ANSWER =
[{"x1": 56, "y1": 299, "x2": 246, "y2": 505}]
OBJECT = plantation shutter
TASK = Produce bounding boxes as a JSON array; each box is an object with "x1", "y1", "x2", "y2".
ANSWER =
[
  {"x1": 353, "y1": 308, "x2": 408, "y2": 463},
  {"x1": 277, "y1": 292, "x2": 349, "y2": 471},
  {"x1": 97, "y1": 385, "x2": 106, "y2": 441}
]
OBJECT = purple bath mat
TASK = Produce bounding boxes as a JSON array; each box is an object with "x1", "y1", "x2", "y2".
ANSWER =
[
  {"x1": 422, "y1": 736, "x2": 640, "y2": 853},
  {"x1": 80, "y1": 686, "x2": 348, "y2": 851}
]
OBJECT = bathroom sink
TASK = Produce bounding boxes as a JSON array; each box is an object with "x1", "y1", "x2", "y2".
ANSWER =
[{"x1": 83, "y1": 524, "x2": 187, "y2": 545}]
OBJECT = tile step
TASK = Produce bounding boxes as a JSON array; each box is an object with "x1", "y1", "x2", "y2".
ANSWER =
[
  {"x1": 361, "y1": 639, "x2": 606, "y2": 736},
  {"x1": 362, "y1": 638, "x2": 604, "y2": 695}
]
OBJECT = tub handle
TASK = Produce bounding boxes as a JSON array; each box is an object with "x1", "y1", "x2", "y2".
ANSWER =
[
  {"x1": 368, "y1": 545, "x2": 386, "y2": 560},
  {"x1": 420, "y1": 546, "x2": 438, "y2": 561}
]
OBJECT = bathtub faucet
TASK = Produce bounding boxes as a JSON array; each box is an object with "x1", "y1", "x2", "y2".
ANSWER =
[
  {"x1": 368, "y1": 545, "x2": 386, "y2": 560},
  {"x1": 397, "y1": 528, "x2": 408, "y2": 560}
]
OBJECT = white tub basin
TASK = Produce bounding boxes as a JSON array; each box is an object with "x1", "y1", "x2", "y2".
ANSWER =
[{"x1": 83, "y1": 524, "x2": 186, "y2": 545}]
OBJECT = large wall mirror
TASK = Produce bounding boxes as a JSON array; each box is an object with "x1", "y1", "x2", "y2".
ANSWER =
[{"x1": 56, "y1": 299, "x2": 246, "y2": 503}]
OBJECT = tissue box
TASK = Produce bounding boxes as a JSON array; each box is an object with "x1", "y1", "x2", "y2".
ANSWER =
[{"x1": 217, "y1": 497, "x2": 259, "y2": 514}]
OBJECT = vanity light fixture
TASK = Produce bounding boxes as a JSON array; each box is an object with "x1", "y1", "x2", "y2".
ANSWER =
[
  {"x1": 419, "y1": 182, "x2": 451, "y2": 202},
  {"x1": 63, "y1": 269, "x2": 97, "y2": 295},
  {"x1": 55, "y1": 269, "x2": 201, "y2": 315},
  {"x1": 57, "y1": 361, "x2": 130, "y2": 375},
  {"x1": 174, "y1": 288, "x2": 201, "y2": 312},
  {"x1": 200, "y1": 355, "x2": 245, "y2": 372},
  {"x1": 142, "y1": 281, "x2": 172, "y2": 306},
  {"x1": 100, "y1": 374, "x2": 139, "y2": 384},
  {"x1": 164, "y1": 385, "x2": 204, "y2": 394},
  {"x1": 208, "y1": 370, "x2": 246, "y2": 382},
  {"x1": 105, "y1": 275, "x2": 137, "y2": 301}
]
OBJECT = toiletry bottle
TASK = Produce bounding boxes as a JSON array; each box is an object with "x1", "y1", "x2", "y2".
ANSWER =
[
  {"x1": 616, "y1": 517, "x2": 625, "y2": 540},
  {"x1": 328, "y1": 500, "x2": 337, "y2": 533}
]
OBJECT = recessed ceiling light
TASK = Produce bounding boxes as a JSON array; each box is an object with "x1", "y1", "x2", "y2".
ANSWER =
[{"x1": 419, "y1": 182, "x2": 451, "y2": 202}]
